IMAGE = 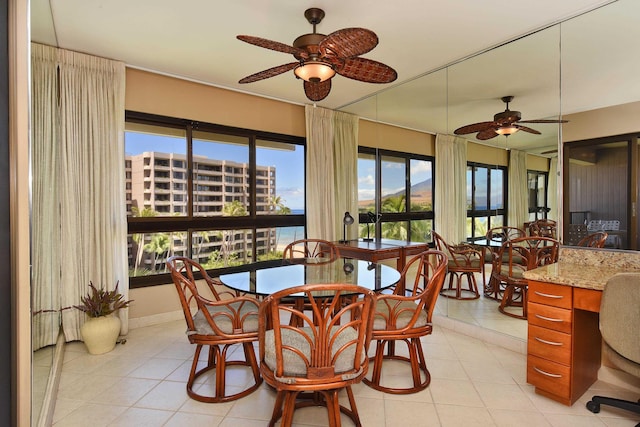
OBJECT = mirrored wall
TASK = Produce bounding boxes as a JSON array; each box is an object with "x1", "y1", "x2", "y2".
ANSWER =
[{"x1": 340, "y1": 0, "x2": 640, "y2": 340}]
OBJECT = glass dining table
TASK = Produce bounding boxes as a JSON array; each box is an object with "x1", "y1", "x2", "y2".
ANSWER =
[{"x1": 218, "y1": 258, "x2": 401, "y2": 297}]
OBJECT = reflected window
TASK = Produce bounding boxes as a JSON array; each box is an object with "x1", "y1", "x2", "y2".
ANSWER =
[
  {"x1": 358, "y1": 148, "x2": 434, "y2": 241},
  {"x1": 528, "y1": 171, "x2": 548, "y2": 221},
  {"x1": 466, "y1": 162, "x2": 507, "y2": 239}
]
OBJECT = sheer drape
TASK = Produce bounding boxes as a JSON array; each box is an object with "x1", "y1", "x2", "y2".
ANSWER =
[
  {"x1": 434, "y1": 134, "x2": 467, "y2": 243},
  {"x1": 332, "y1": 111, "x2": 359, "y2": 241},
  {"x1": 548, "y1": 157, "x2": 558, "y2": 221},
  {"x1": 31, "y1": 43, "x2": 128, "y2": 347},
  {"x1": 508, "y1": 149, "x2": 529, "y2": 230},
  {"x1": 305, "y1": 105, "x2": 359, "y2": 240},
  {"x1": 31, "y1": 44, "x2": 62, "y2": 349}
]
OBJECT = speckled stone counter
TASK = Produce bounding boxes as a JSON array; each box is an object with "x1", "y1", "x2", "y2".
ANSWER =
[{"x1": 523, "y1": 247, "x2": 640, "y2": 290}]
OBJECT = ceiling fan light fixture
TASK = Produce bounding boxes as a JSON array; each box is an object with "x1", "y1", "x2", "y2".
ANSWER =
[
  {"x1": 496, "y1": 125, "x2": 519, "y2": 135},
  {"x1": 294, "y1": 61, "x2": 335, "y2": 82}
]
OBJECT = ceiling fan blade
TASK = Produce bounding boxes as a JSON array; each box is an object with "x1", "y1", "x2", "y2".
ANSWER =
[
  {"x1": 515, "y1": 124, "x2": 542, "y2": 135},
  {"x1": 304, "y1": 79, "x2": 331, "y2": 101},
  {"x1": 237, "y1": 35, "x2": 304, "y2": 56},
  {"x1": 476, "y1": 129, "x2": 499, "y2": 140},
  {"x1": 320, "y1": 28, "x2": 378, "y2": 58},
  {"x1": 239, "y1": 62, "x2": 298, "y2": 84},
  {"x1": 454, "y1": 121, "x2": 496, "y2": 135},
  {"x1": 337, "y1": 57, "x2": 397, "y2": 83}
]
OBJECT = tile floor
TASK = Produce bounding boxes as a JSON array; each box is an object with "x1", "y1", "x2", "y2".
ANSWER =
[{"x1": 51, "y1": 317, "x2": 640, "y2": 426}]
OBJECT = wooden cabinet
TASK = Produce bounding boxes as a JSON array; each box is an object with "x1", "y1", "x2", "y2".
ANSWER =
[{"x1": 526, "y1": 280, "x2": 602, "y2": 405}]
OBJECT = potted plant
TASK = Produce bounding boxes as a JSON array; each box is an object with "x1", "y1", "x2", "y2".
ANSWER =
[{"x1": 74, "y1": 281, "x2": 132, "y2": 355}]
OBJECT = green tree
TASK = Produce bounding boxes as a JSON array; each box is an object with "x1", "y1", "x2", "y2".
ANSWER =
[
  {"x1": 131, "y1": 207, "x2": 158, "y2": 276},
  {"x1": 220, "y1": 201, "x2": 248, "y2": 265},
  {"x1": 143, "y1": 233, "x2": 171, "y2": 272}
]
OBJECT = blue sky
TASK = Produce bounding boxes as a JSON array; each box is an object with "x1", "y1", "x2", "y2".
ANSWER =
[{"x1": 125, "y1": 132, "x2": 306, "y2": 210}]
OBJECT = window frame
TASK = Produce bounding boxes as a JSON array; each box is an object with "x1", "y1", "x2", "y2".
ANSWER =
[
  {"x1": 527, "y1": 170, "x2": 549, "y2": 220},
  {"x1": 466, "y1": 161, "x2": 508, "y2": 240},
  {"x1": 126, "y1": 111, "x2": 306, "y2": 288},
  {"x1": 358, "y1": 147, "x2": 435, "y2": 242}
]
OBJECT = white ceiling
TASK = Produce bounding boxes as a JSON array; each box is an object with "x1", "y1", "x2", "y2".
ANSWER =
[{"x1": 31, "y1": 0, "x2": 638, "y2": 153}]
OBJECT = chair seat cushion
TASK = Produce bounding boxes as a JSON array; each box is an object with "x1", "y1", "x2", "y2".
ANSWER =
[
  {"x1": 264, "y1": 326, "x2": 361, "y2": 378},
  {"x1": 497, "y1": 264, "x2": 526, "y2": 279},
  {"x1": 448, "y1": 256, "x2": 482, "y2": 269},
  {"x1": 191, "y1": 301, "x2": 258, "y2": 335},
  {"x1": 372, "y1": 299, "x2": 427, "y2": 330}
]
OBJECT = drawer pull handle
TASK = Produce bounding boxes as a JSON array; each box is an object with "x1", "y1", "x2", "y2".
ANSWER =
[
  {"x1": 534, "y1": 314, "x2": 563, "y2": 323},
  {"x1": 534, "y1": 337, "x2": 563, "y2": 346},
  {"x1": 534, "y1": 291, "x2": 563, "y2": 299},
  {"x1": 533, "y1": 366, "x2": 562, "y2": 378}
]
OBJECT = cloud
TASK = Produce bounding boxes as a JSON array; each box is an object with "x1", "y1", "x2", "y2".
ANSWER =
[{"x1": 358, "y1": 174, "x2": 375, "y2": 186}]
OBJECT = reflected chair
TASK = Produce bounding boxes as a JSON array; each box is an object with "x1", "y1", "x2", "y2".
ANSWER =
[
  {"x1": 363, "y1": 250, "x2": 447, "y2": 394},
  {"x1": 282, "y1": 239, "x2": 340, "y2": 264},
  {"x1": 484, "y1": 226, "x2": 526, "y2": 299},
  {"x1": 166, "y1": 256, "x2": 262, "y2": 403},
  {"x1": 528, "y1": 219, "x2": 557, "y2": 239},
  {"x1": 259, "y1": 284, "x2": 375, "y2": 427},
  {"x1": 577, "y1": 231, "x2": 608, "y2": 248},
  {"x1": 586, "y1": 273, "x2": 640, "y2": 421},
  {"x1": 493, "y1": 236, "x2": 559, "y2": 319},
  {"x1": 432, "y1": 231, "x2": 482, "y2": 300}
]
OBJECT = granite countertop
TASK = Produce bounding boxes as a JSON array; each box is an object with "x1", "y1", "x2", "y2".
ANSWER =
[{"x1": 523, "y1": 247, "x2": 640, "y2": 290}]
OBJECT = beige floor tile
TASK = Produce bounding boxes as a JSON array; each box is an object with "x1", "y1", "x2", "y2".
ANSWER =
[
  {"x1": 90, "y1": 377, "x2": 160, "y2": 406},
  {"x1": 134, "y1": 380, "x2": 189, "y2": 411},
  {"x1": 475, "y1": 382, "x2": 537, "y2": 411},
  {"x1": 53, "y1": 402, "x2": 128, "y2": 427},
  {"x1": 384, "y1": 399, "x2": 441, "y2": 427},
  {"x1": 109, "y1": 407, "x2": 174, "y2": 427},
  {"x1": 489, "y1": 408, "x2": 552, "y2": 427},
  {"x1": 164, "y1": 411, "x2": 224, "y2": 427},
  {"x1": 436, "y1": 403, "x2": 496, "y2": 427},
  {"x1": 127, "y1": 357, "x2": 184, "y2": 380},
  {"x1": 429, "y1": 378, "x2": 485, "y2": 407}
]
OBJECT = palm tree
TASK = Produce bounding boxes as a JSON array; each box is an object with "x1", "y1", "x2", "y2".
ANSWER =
[
  {"x1": 131, "y1": 207, "x2": 157, "y2": 276},
  {"x1": 143, "y1": 233, "x2": 170, "y2": 271},
  {"x1": 268, "y1": 195, "x2": 290, "y2": 256},
  {"x1": 221, "y1": 201, "x2": 247, "y2": 265}
]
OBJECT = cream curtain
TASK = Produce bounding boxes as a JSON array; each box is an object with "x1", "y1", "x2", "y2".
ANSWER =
[
  {"x1": 548, "y1": 157, "x2": 558, "y2": 221},
  {"x1": 332, "y1": 111, "x2": 359, "y2": 241},
  {"x1": 508, "y1": 149, "x2": 529, "y2": 230},
  {"x1": 434, "y1": 134, "x2": 467, "y2": 243},
  {"x1": 305, "y1": 105, "x2": 359, "y2": 240},
  {"x1": 31, "y1": 43, "x2": 128, "y2": 347}
]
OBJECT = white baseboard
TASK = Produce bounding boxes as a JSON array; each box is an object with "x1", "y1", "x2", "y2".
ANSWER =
[{"x1": 128, "y1": 310, "x2": 184, "y2": 329}]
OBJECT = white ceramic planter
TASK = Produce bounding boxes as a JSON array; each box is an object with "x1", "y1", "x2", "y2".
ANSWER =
[{"x1": 80, "y1": 315, "x2": 121, "y2": 355}]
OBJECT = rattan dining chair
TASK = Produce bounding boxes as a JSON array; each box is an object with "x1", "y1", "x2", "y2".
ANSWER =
[
  {"x1": 492, "y1": 236, "x2": 559, "y2": 319},
  {"x1": 282, "y1": 239, "x2": 340, "y2": 264},
  {"x1": 259, "y1": 283, "x2": 376, "y2": 427},
  {"x1": 577, "y1": 231, "x2": 608, "y2": 248},
  {"x1": 166, "y1": 256, "x2": 262, "y2": 403},
  {"x1": 432, "y1": 231, "x2": 482, "y2": 300},
  {"x1": 528, "y1": 219, "x2": 557, "y2": 239},
  {"x1": 363, "y1": 250, "x2": 448, "y2": 394},
  {"x1": 484, "y1": 226, "x2": 527, "y2": 299}
]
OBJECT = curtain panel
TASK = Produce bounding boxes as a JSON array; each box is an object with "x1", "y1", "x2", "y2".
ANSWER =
[
  {"x1": 31, "y1": 43, "x2": 128, "y2": 347},
  {"x1": 508, "y1": 149, "x2": 529, "y2": 230},
  {"x1": 434, "y1": 134, "x2": 467, "y2": 244},
  {"x1": 305, "y1": 105, "x2": 359, "y2": 241}
]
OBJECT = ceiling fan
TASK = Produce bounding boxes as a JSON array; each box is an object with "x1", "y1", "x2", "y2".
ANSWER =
[
  {"x1": 454, "y1": 96, "x2": 568, "y2": 140},
  {"x1": 237, "y1": 8, "x2": 397, "y2": 102}
]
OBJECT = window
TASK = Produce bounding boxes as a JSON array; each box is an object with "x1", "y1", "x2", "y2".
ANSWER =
[
  {"x1": 528, "y1": 171, "x2": 549, "y2": 221},
  {"x1": 358, "y1": 148, "x2": 434, "y2": 242},
  {"x1": 466, "y1": 162, "x2": 507, "y2": 239},
  {"x1": 125, "y1": 112, "x2": 305, "y2": 287}
]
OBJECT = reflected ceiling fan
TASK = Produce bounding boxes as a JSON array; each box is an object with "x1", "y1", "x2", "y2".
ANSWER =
[
  {"x1": 454, "y1": 96, "x2": 568, "y2": 140},
  {"x1": 237, "y1": 8, "x2": 397, "y2": 102}
]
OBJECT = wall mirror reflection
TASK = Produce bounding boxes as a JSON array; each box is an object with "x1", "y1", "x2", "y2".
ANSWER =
[{"x1": 341, "y1": 0, "x2": 640, "y2": 342}]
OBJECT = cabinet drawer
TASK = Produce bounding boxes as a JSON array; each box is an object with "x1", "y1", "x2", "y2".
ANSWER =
[
  {"x1": 528, "y1": 302, "x2": 572, "y2": 333},
  {"x1": 528, "y1": 281, "x2": 572, "y2": 309},
  {"x1": 528, "y1": 324, "x2": 571, "y2": 365},
  {"x1": 527, "y1": 355, "x2": 571, "y2": 399}
]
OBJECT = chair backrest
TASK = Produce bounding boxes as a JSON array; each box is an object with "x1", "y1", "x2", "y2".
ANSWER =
[
  {"x1": 577, "y1": 231, "x2": 608, "y2": 248},
  {"x1": 258, "y1": 283, "x2": 375, "y2": 385},
  {"x1": 486, "y1": 226, "x2": 526, "y2": 244},
  {"x1": 282, "y1": 239, "x2": 340, "y2": 264},
  {"x1": 431, "y1": 230, "x2": 481, "y2": 268},
  {"x1": 529, "y1": 219, "x2": 557, "y2": 239},
  {"x1": 396, "y1": 250, "x2": 448, "y2": 323},
  {"x1": 166, "y1": 256, "x2": 252, "y2": 337},
  {"x1": 600, "y1": 273, "x2": 640, "y2": 365},
  {"x1": 494, "y1": 236, "x2": 559, "y2": 281}
]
